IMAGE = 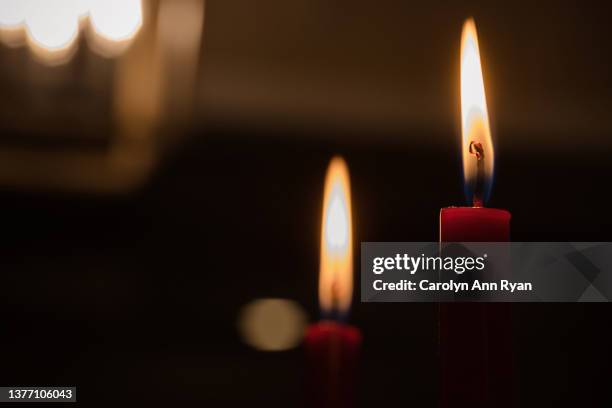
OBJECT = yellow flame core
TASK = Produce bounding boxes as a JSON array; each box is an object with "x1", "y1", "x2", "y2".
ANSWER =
[
  {"x1": 460, "y1": 18, "x2": 494, "y2": 200},
  {"x1": 319, "y1": 157, "x2": 353, "y2": 315}
]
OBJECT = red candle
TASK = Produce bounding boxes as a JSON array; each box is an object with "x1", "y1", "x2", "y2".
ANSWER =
[
  {"x1": 305, "y1": 322, "x2": 361, "y2": 408},
  {"x1": 440, "y1": 207, "x2": 510, "y2": 242},
  {"x1": 439, "y1": 208, "x2": 512, "y2": 408},
  {"x1": 439, "y1": 18, "x2": 513, "y2": 407},
  {"x1": 305, "y1": 157, "x2": 361, "y2": 408}
]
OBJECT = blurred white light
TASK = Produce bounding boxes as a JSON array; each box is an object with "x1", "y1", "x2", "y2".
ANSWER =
[
  {"x1": 238, "y1": 299, "x2": 307, "y2": 352},
  {"x1": 25, "y1": 0, "x2": 79, "y2": 62},
  {"x1": 0, "y1": 0, "x2": 27, "y2": 28},
  {"x1": 74, "y1": 0, "x2": 93, "y2": 18},
  {"x1": 89, "y1": 0, "x2": 142, "y2": 42},
  {"x1": 2, "y1": 0, "x2": 144, "y2": 61},
  {"x1": 0, "y1": 0, "x2": 27, "y2": 46}
]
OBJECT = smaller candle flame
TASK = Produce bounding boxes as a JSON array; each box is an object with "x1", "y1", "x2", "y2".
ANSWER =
[
  {"x1": 461, "y1": 18, "x2": 494, "y2": 206},
  {"x1": 319, "y1": 157, "x2": 353, "y2": 318}
]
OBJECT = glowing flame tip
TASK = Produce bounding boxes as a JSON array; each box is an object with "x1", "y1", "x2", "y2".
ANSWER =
[
  {"x1": 460, "y1": 17, "x2": 494, "y2": 206},
  {"x1": 319, "y1": 156, "x2": 353, "y2": 317}
]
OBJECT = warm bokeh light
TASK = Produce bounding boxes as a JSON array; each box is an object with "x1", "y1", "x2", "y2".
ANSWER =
[
  {"x1": 238, "y1": 298, "x2": 307, "y2": 352},
  {"x1": 0, "y1": 26, "x2": 24, "y2": 48},
  {"x1": 460, "y1": 18, "x2": 494, "y2": 204},
  {"x1": 24, "y1": 0, "x2": 80, "y2": 65},
  {"x1": 0, "y1": 0, "x2": 26, "y2": 27},
  {"x1": 74, "y1": 0, "x2": 93, "y2": 19},
  {"x1": 319, "y1": 157, "x2": 353, "y2": 316},
  {"x1": 88, "y1": 0, "x2": 142, "y2": 57},
  {"x1": 0, "y1": 0, "x2": 27, "y2": 47},
  {"x1": 0, "y1": 0, "x2": 144, "y2": 61}
]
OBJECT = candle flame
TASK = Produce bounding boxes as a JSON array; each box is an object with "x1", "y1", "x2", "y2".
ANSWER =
[
  {"x1": 319, "y1": 157, "x2": 353, "y2": 317},
  {"x1": 461, "y1": 18, "x2": 494, "y2": 205}
]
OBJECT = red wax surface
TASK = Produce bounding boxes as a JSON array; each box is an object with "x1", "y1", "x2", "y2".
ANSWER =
[
  {"x1": 439, "y1": 206, "x2": 513, "y2": 408},
  {"x1": 304, "y1": 321, "x2": 361, "y2": 408},
  {"x1": 440, "y1": 207, "x2": 510, "y2": 242}
]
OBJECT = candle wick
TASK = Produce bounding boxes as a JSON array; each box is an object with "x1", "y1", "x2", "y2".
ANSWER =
[
  {"x1": 469, "y1": 141, "x2": 485, "y2": 207},
  {"x1": 331, "y1": 280, "x2": 340, "y2": 310},
  {"x1": 327, "y1": 280, "x2": 346, "y2": 322}
]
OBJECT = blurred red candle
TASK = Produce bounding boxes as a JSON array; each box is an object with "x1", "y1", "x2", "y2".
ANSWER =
[
  {"x1": 305, "y1": 157, "x2": 361, "y2": 408},
  {"x1": 439, "y1": 18, "x2": 513, "y2": 408}
]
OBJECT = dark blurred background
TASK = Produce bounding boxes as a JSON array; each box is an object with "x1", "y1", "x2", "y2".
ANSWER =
[{"x1": 1, "y1": 1, "x2": 611, "y2": 406}]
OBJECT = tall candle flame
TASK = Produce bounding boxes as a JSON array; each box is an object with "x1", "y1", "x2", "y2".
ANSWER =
[
  {"x1": 461, "y1": 18, "x2": 494, "y2": 206},
  {"x1": 319, "y1": 157, "x2": 353, "y2": 317}
]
